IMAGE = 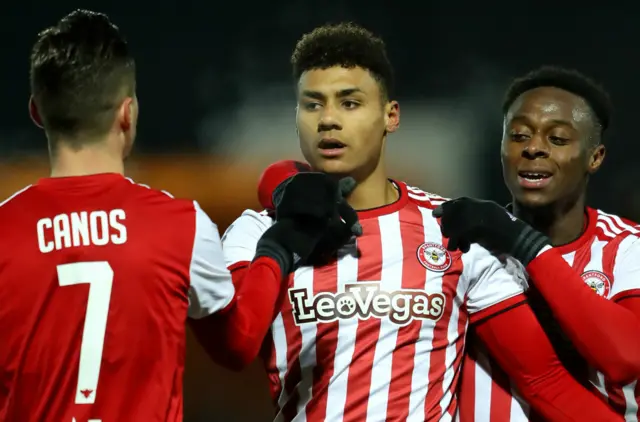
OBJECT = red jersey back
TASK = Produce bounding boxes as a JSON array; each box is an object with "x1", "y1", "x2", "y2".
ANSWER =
[{"x1": 0, "y1": 173, "x2": 234, "y2": 422}]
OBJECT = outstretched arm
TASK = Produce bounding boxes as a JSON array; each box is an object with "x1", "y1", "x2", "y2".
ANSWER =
[{"x1": 189, "y1": 258, "x2": 284, "y2": 371}]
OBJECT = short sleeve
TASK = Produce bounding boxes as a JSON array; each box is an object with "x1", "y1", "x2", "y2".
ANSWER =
[
  {"x1": 221, "y1": 209, "x2": 273, "y2": 267},
  {"x1": 463, "y1": 244, "x2": 527, "y2": 323},
  {"x1": 187, "y1": 201, "x2": 235, "y2": 319},
  {"x1": 610, "y1": 235, "x2": 640, "y2": 301}
]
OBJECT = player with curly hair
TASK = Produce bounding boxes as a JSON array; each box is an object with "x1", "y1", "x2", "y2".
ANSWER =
[{"x1": 221, "y1": 25, "x2": 620, "y2": 421}]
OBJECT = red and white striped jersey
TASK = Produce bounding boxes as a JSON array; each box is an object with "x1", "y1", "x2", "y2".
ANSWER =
[
  {"x1": 0, "y1": 174, "x2": 234, "y2": 422},
  {"x1": 457, "y1": 206, "x2": 640, "y2": 422},
  {"x1": 222, "y1": 181, "x2": 527, "y2": 422}
]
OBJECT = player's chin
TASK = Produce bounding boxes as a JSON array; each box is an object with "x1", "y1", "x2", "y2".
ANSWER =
[
  {"x1": 311, "y1": 157, "x2": 355, "y2": 177},
  {"x1": 513, "y1": 189, "x2": 557, "y2": 209}
]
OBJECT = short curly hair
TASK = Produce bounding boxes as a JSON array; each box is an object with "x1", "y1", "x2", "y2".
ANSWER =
[
  {"x1": 503, "y1": 66, "x2": 612, "y2": 144},
  {"x1": 291, "y1": 22, "x2": 394, "y2": 99}
]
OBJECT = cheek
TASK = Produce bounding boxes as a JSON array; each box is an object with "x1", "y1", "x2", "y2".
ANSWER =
[
  {"x1": 500, "y1": 144, "x2": 518, "y2": 169},
  {"x1": 561, "y1": 155, "x2": 587, "y2": 179},
  {"x1": 359, "y1": 113, "x2": 385, "y2": 139},
  {"x1": 296, "y1": 115, "x2": 316, "y2": 142}
]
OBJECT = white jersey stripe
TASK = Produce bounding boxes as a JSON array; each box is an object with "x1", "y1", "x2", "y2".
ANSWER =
[
  {"x1": 272, "y1": 313, "x2": 290, "y2": 422},
  {"x1": 365, "y1": 212, "x2": 404, "y2": 421},
  {"x1": 509, "y1": 389, "x2": 529, "y2": 421},
  {"x1": 473, "y1": 348, "x2": 492, "y2": 421},
  {"x1": 294, "y1": 268, "x2": 317, "y2": 421},
  {"x1": 586, "y1": 239, "x2": 607, "y2": 273},
  {"x1": 600, "y1": 210, "x2": 640, "y2": 234},
  {"x1": 624, "y1": 381, "x2": 639, "y2": 422},
  {"x1": 407, "y1": 207, "x2": 446, "y2": 421},
  {"x1": 596, "y1": 220, "x2": 618, "y2": 238},
  {"x1": 440, "y1": 263, "x2": 466, "y2": 415},
  {"x1": 600, "y1": 214, "x2": 624, "y2": 235},
  {"x1": 323, "y1": 254, "x2": 360, "y2": 421}
]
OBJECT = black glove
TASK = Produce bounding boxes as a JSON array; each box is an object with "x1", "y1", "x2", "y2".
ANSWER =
[
  {"x1": 432, "y1": 197, "x2": 550, "y2": 266},
  {"x1": 306, "y1": 197, "x2": 362, "y2": 266},
  {"x1": 255, "y1": 172, "x2": 361, "y2": 273}
]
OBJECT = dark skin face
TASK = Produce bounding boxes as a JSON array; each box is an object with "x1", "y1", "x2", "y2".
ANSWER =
[{"x1": 501, "y1": 86, "x2": 606, "y2": 212}]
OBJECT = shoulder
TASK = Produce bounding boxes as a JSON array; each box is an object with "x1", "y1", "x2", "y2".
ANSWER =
[
  {"x1": 222, "y1": 209, "x2": 273, "y2": 244},
  {"x1": 0, "y1": 184, "x2": 35, "y2": 214},
  {"x1": 122, "y1": 178, "x2": 199, "y2": 217},
  {"x1": 592, "y1": 207, "x2": 640, "y2": 240},
  {"x1": 123, "y1": 177, "x2": 190, "y2": 205},
  {"x1": 591, "y1": 208, "x2": 640, "y2": 258},
  {"x1": 403, "y1": 183, "x2": 449, "y2": 210}
]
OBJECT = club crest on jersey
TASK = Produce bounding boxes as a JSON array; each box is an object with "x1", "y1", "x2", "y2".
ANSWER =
[
  {"x1": 416, "y1": 242, "x2": 452, "y2": 272},
  {"x1": 580, "y1": 270, "x2": 611, "y2": 297}
]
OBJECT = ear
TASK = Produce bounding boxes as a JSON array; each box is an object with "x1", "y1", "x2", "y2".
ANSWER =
[
  {"x1": 28, "y1": 96, "x2": 44, "y2": 128},
  {"x1": 116, "y1": 97, "x2": 135, "y2": 132},
  {"x1": 384, "y1": 100, "x2": 400, "y2": 133},
  {"x1": 587, "y1": 144, "x2": 606, "y2": 175}
]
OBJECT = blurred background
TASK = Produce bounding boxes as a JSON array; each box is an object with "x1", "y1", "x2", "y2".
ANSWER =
[{"x1": 2, "y1": 3, "x2": 639, "y2": 421}]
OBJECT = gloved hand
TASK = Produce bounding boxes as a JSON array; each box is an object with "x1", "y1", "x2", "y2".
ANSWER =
[
  {"x1": 255, "y1": 172, "x2": 362, "y2": 273},
  {"x1": 432, "y1": 197, "x2": 550, "y2": 266}
]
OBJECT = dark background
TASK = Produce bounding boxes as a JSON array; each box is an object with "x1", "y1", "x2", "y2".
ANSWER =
[{"x1": 2, "y1": 3, "x2": 638, "y2": 420}]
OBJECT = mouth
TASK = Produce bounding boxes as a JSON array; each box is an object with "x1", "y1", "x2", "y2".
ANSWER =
[
  {"x1": 517, "y1": 171, "x2": 553, "y2": 189},
  {"x1": 318, "y1": 138, "x2": 346, "y2": 157}
]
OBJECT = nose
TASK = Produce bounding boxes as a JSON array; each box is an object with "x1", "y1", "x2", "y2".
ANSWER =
[
  {"x1": 317, "y1": 105, "x2": 342, "y2": 133},
  {"x1": 522, "y1": 135, "x2": 550, "y2": 159}
]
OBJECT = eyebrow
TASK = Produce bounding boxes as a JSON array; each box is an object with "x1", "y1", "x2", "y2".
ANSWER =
[
  {"x1": 300, "y1": 88, "x2": 364, "y2": 100},
  {"x1": 510, "y1": 115, "x2": 576, "y2": 129}
]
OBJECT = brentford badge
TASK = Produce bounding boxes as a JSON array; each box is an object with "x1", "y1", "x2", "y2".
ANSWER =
[
  {"x1": 417, "y1": 242, "x2": 452, "y2": 272},
  {"x1": 580, "y1": 270, "x2": 611, "y2": 297}
]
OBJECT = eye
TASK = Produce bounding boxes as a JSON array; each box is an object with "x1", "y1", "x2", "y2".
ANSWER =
[
  {"x1": 342, "y1": 100, "x2": 360, "y2": 109},
  {"x1": 549, "y1": 135, "x2": 569, "y2": 145},
  {"x1": 510, "y1": 133, "x2": 529, "y2": 142},
  {"x1": 303, "y1": 102, "x2": 321, "y2": 111}
]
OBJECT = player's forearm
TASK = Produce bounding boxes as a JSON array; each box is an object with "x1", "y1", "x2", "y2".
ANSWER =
[
  {"x1": 527, "y1": 248, "x2": 640, "y2": 384},
  {"x1": 517, "y1": 366, "x2": 621, "y2": 422},
  {"x1": 189, "y1": 257, "x2": 285, "y2": 371},
  {"x1": 476, "y1": 304, "x2": 621, "y2": 422}
]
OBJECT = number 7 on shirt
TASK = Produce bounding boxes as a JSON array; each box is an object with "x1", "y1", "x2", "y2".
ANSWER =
[{"x1": 57, "y1": 261, "x2": 114, "y2": 405}]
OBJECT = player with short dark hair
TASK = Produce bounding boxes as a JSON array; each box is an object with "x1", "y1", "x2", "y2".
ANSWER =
[
  {"x1": 29, "y1": 10, "x2": 137, "y2": 150},
  {"x1": 222, "y1": 25, "x2": 620, "y2": 421},
  {"x1": 437, "y1": 66, "x2": 640, "y2": 421},
  {"x1": 502, "y1": 66, "x2": 611, "y2": 145},
  {"x1": 0, "y1": 10, "x2": 353, "y2": 422}
]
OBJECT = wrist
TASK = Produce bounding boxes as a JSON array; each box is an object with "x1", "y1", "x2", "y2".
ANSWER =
[
  {"x1": 254, "y1": 238, "x2": 293, "y2": 275},
  {"x1": 511, "y1": 224, "x2": 551, "y2": 266}
]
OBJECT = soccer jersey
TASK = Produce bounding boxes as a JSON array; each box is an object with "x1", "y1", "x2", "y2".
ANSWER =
[
  {"x1": 0, "y1": 173, "x2": 234, "y2": 422},
  {"x1": 222, "y1": 181, "x2": 527, "y2": 421},
  {"x1": 457, "y1": 207, "x2": 640, "y2": 422}
]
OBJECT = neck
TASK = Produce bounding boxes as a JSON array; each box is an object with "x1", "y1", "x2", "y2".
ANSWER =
[
  {"x1": 343, "y1": 161, "x2": 398, "y2": 211},
  {"x1": 50, "y1": 142, "x2": 124, "y2": 178},
  {"x1": 512, "y1": 194, "x2": 587, "y2": 246}
]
